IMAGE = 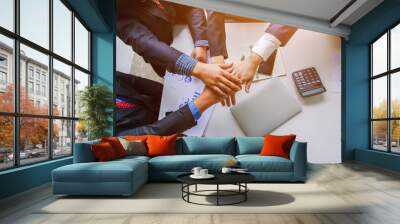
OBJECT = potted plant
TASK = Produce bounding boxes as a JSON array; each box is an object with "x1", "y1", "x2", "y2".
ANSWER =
[{"x1": 79, "y1": 84, "x2": 114, "y2": 140}]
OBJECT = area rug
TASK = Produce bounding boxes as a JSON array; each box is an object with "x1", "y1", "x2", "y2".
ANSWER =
[{"x1": 37, "y1": 183, "x2": 362, "y2": 214}]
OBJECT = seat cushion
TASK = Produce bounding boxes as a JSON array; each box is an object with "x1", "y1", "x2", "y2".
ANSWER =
[
  {"x1": 176, "y1": 137, "x2": 236, "y2": 155},
  {"x1": 236, "y1": 155, "x2": 293, "y2": 172},
  {"x1": 53, "y1": 158, "x2": 147, "y2": 183},
  {"x1": 149, "y1": 154, "x2": 235, "y2": 172}
]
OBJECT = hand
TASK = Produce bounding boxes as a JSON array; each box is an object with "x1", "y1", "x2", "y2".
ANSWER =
[
  {"x1": 194, "y1": 87, "x2": 224, "y2": 112},
  {"x1": 192, "y1": 62, "x2": 242, "y2": 98},
  {"x1": 233, "y1": 53, "x2": 263, "y2": 93},
  {"x1": 210, "y1": 55, "x2": 236, "y2": 107},
  {"x1": 191, "y1": 46, "x2": 207, "y2": 63}
]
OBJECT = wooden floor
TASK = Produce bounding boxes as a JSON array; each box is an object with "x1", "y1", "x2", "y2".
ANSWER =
[{"x1": 1, "y1": 162, "x2": 400, "y2": 224}]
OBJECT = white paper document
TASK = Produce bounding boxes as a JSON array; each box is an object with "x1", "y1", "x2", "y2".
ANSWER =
[{"x1": 158, "y1": 72, "x2": 215, "y2": 136}]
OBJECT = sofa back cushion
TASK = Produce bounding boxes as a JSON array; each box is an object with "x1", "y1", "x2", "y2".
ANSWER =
[
  {"x1": 236, "y1": 137, "x2": 264, "y2": 155},
  {"x1": 73, "y1": 139, "x2": 100, "y2": 163},
  {"x1": 177, "y1": 137, "x2": 235, "y2": 155}
]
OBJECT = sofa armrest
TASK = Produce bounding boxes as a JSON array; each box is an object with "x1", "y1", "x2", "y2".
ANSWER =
[
  {"x1": 73, "y1": 140, "x2": 99, "y2": 163},
  {"x1": 289, "y1": 141, "x2": 307, "y2": 181}
]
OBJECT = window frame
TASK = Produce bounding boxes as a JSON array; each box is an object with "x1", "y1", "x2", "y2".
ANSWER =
[
  {"x1": 0, "y1": 0, "x2": 92, "y2": 171},
  {"x1": 370, "y1": 20, "x2": 400, "y2": 154}
]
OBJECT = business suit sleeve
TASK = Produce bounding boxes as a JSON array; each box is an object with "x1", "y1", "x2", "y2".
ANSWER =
[
  {"x1": 117, "y1": 17, "x2": 182, "y2": 75},
  {"x1": 117, "y1": 105, "x2": 197, "y2": 136},
  {"x1": 265, "y1": 24, "x2": 297, "y2": 46},
  {"x1": 207, "y1": 10, "x2": 228, "y2": 58},
  {"x1": 187, "y1": 7, "x2": 208, "y2": 44}
]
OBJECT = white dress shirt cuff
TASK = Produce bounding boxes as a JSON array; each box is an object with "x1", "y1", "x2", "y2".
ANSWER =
[{"x1": 251, "y1": 33, "x2": 281, "y2": 61}]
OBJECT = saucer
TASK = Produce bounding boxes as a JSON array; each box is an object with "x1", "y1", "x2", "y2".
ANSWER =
[{"x1": 190, "y1": 174, "x2": 215, "y2": 179}]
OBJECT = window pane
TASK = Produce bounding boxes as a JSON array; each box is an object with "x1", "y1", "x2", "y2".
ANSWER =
[
  {"x1": 74, "y1": 69, "x2": 89, "y2": 118},
  {"x1": 392, "y1": 24, "x2": 400, "y2": 70},
  {"x1": 391, "y1": 120, "x2": 400, "y2": 153},
  {"x1": 75, "y1": 18, "x2": 89, "y2": 70},
  {"x1": 0, "y1": 0, "x2": 14, "y2": 31},
  {"x1": 372, "y1": 33, "x2": 387, "y2": 76},
  {"x1": 372, "y1": 76, "x2": 387, "y2": 119},
  {"x1": 53, "y1": 0, "x2": 72, "y2": 60},
  {"x1": 53, "y1": 59, "x2": 72, "y2": 117},
  {"x1": 20, "y1": 44, "x2": 49, "y2": 115},
  {"x1": 53, "y1": 119, "x2": 72, "y2": 158},
  {"x1": 391, "y1": 72, "x2": 400, "y2": 118},
  {"x1": 372, "y1": 121, "x2": 388, "y2": 151},
  {"x1": 20, "y1": 0, "x2": 49, "y2": 49},
  {"x1": 0, "y1": 35, "x2": 14, "y2": 112},
  {"x1": 0, "y1": 116, "x2": 13, "y2": 170},
  {"x1": 75, "y1": 120, "x2": 88, "y2": 143},
  {"x1": 20, "y1": 117, "x2": 49, "y2": 165}
]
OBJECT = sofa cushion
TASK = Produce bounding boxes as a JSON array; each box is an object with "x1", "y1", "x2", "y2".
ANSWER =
[
  {"x1": 149, "y1": 154, "x2": 235, "y2": 172},
  {"x1": 236, "y1": 155, "x2": 293, "y2": 172},
  {"x1": 91, "y1": 142, "x2": 118, "y2": 162},
  {"x1": 147, "y1": 134, "x2": 177, "y2": 157},
  {"x1": 53, "y1": 158, "x2": 147, "y2": 183},
  {"x1": 177, "y1": 137, "x2": 236, "y2": 155},
  {"x1": 236, "y1": 137, "x2": 263, "y2": 155}
]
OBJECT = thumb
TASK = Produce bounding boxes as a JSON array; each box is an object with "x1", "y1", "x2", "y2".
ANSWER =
[{"x1": 245, "y1": 81, "x2": 252, "y2": 93}]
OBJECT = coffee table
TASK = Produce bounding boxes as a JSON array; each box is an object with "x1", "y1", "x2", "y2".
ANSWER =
[{"x1": 177, "y1": 173, "x2": 255, "y2": 206}]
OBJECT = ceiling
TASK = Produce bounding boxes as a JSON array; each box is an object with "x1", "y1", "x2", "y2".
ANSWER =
[{"x1": 167, "y1": 0, "x2": 384, "y2": 38}]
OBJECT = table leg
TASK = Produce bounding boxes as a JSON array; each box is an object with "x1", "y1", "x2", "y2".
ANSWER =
[
  {"x1": 245, "y1": 183, "x2": 247, "y2": 201},
  {"x1": 217, "y1": 184, "x2": 219, "y2": 206},
  {"x1": 195, "y1": 184, "x2": 198, "y2": 192}
]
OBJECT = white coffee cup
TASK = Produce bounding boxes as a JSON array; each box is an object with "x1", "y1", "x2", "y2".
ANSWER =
[
  {"x1": 200, "y1": 169, "x2": 208, "y2": 176},
  {"x1": 221, "y1": 167, "x2": 232, "y2": 174},
  {"x1": 191, "y1": 167, "x2": 202, "y2": 176}
]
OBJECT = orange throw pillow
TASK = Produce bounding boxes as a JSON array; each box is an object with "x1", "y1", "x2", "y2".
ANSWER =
[
  {"x1": 260, "y1": 134, "x2": 296, "y2": 159},
  {"x1": 91, "y1": 142, "x2": 117, "y2": 161},
  {"x1": 101, "y1": 137, "x2": 126, "y2": 158},
  {"x1": 124, "y1": 135, "x2": 148, "y2": 141},
  {"x1": 146, "y1": 134, "x2": 177, "y2": 157}
]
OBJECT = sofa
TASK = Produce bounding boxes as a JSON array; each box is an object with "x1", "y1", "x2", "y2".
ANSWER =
[{"x1": 52, "y1": 136, "x2": 307, "y2": 196}]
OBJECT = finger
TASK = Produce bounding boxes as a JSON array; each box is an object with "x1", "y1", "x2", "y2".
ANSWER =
[
  {"x1": 217, "y1": 82, "x2": 233, "y2": 96},
  {"x1": 225, "y1": 66, "x2": 234, "y2": 73},
  {"x1": 219, "y1": 63, "x2": 233, "y2": 69},
  {"x1": 191, "y1": 50, "x2": 195, "y2": 58},
  {"x1": 245, "y1": 81, "x2": 252, "y2": 93},
  {"x1": 231, "y1": 93, "x2": 236, "y2": 106},
  {"x1": 212, "y1": 86, "x2": 227, "y2": 98},
  {"x1": 225, "y1": 97, "x2": 231, "y2": 107},
  {"x1": 220, "y1": 100, "x2": 226, "y2": 107},
  {"x1": 221, "y1": 71, "x2": 242, "y2": 91}
]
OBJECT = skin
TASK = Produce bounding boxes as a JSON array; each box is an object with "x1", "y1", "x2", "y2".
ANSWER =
[
  {"x1": 191, "y1": 46, "x2": 208, "y2": 63},
  {"x1": 233, "y1": 52, "x2": 263, "y2": 93},
  {"x1": 194, "y1": 87, "x2": 225, "y2": 113},
  {"x1": 192, "y1": 62, "x2": 241, "y2": 98}
]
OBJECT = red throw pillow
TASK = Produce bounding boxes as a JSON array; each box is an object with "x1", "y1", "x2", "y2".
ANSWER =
[
  {"x1": 260, "y1": 134, "x2": 296, "y2": 159},
  {"x1": 101, "y1": 137, "x2": 126, "y2": 158},
  {"x1": 124, "y1": 135, "x2": 148, "y2": 141},
  {"x1": 146, "y1": 134, "x2": 177, "y2": 157},
  {"x1": 91, "y1": 142, "x2": 117, "y2": 161}
]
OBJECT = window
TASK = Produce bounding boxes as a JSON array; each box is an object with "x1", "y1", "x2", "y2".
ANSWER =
[
  {"x1": 371, "y1": 23, "x2": 400, "y2": 154},
  {"x1": 28, "y1": 81, "x2": 34, "y2": 94},
  {"x1": 0, "y1": 0, "x2": 91, "y2": 170}
]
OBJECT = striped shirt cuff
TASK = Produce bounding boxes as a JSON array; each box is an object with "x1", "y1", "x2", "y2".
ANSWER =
[
  {"x1": 187, "y1": 100, "x2": 202, "y2": 121},
  {"x1": 175, "y1": 54, "x2": 198, "y2": 76},
  {"x1": 194, "y1": 40, "x2": 209, "y2": 47}
]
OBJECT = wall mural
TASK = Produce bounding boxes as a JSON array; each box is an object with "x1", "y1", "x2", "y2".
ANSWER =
[{"x1": 115, "y1": 0, "x2": 341, "y2": 163}]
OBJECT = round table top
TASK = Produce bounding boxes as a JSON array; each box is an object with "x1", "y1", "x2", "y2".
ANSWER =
[{"x1": 177, "y1": 172, "x2": 255, "y2": 185}]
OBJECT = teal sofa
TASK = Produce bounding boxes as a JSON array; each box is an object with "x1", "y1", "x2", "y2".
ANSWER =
[{"x1": 52, "y1": 137, "x2": 307, "y2": 196}]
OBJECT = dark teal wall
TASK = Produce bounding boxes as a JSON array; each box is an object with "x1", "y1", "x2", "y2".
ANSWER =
[
  {"x1": 0, "y1": 158, "x2": 72, "y2": 199},
  {"x1": 91, "y1": 0, "x2": 116, "y2": 135},
  {"x1": 0, "y1": 0, "x2": 116, "y2": 200},
  {"x1": 343, "y1": 0, "x2": 400, "y2": 169}
]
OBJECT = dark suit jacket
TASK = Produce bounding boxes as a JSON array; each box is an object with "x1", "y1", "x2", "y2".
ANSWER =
[
  {"x1": 115, "y1": 72, "x2": 196, "y2": 136},
  {"x1": 117, "y1": 0, "x2": 228, "y2": 76}
]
